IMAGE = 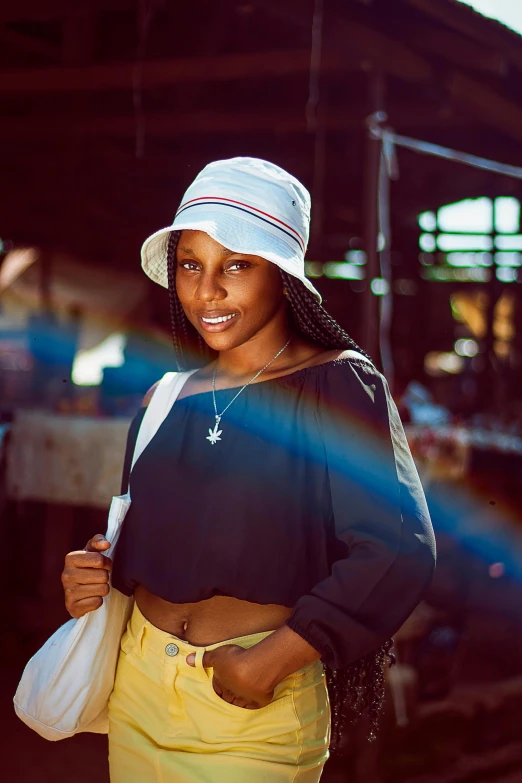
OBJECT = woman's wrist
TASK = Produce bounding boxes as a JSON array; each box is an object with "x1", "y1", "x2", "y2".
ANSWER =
[{"x1": 242, "y1": 623, "x2": 322, "y2": 693}]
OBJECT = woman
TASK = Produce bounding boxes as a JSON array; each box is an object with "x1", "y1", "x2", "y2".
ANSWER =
[{"x1": 62, "y1": 157, "x2": 435, "y2": 782}]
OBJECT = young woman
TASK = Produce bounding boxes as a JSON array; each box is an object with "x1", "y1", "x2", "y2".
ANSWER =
[{"x1": 62, "y1": 157, "x2": 435, "y2": 782}]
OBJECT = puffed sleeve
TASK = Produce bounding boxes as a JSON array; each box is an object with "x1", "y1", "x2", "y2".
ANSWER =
[{"x1": 285, "y1": 356, "x2": 436, "y2": 668}]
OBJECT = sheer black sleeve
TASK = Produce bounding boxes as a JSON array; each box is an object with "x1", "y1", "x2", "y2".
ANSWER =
[{"x1": 285, "y1": 357, "x2": 436, "y2": 669}]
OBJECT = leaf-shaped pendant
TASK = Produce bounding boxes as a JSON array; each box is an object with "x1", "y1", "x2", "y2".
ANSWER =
[{"x1": 206, "y1": 418, "x2": 223, "y2": 445}]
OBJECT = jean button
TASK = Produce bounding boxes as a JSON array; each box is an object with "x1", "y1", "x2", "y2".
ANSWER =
[{"x1": 165, "y1": 642, "x2": 179, "y2": 657}]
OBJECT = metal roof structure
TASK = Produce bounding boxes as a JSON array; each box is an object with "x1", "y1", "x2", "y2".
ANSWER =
[
  {"x1": 1, "y1": 0, "x2": 521, "y2": 263},
  {"x1": 1, "y1": 0, "x2": 522, "y2": 388}
]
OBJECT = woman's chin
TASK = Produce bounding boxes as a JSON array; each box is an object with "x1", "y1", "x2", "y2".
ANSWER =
[{"x1": 198, "y1": 331, "x2": 243, "y2": 353}]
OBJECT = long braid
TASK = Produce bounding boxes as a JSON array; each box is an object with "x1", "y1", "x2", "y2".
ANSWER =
[
  {"x1": 167, "y1": 231, "x2": 186, "y2": 369},
  {"x1": 281, "y1": 270, "x2": 372, "y2": 361},
  {"x1": 165, "y1": 231, "x2": 393, "y2": 753},
  {"x1": 280, "y1": 268, "x2": 395, "y2": 751},
  {"x1": 326, "y1": 641, "x2": 395, "y2": 754}
]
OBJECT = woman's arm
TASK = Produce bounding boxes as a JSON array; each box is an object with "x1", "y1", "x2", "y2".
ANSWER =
[
  {"x1": 282, "y1": 357, "x2": 436, "y2": 669},
  {"x1": 238, "y1": 623, "x2": 322, "y2": 689}
]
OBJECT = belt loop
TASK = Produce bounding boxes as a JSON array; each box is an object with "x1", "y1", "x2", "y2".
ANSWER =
[
  {"x1": 135, "y1": 622, "x2": 147, "y2": 658},
  {"x1": 194, "y1": 648, "x2": 207, "y2": 670}
]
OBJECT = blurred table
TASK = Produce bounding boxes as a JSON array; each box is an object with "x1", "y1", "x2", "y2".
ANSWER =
[
  {"x1": 6, "y1": 410, "x2": 131, "y2": 509},
  {"x1": 6, "y1": 414, "x2": 522, "y2": 508},
  {"x1": 4, "y1": 411, "x2": 132, "y2": 613},
  {"x1": 405, "y1": 424, "x2": 522, "y2": 486}
]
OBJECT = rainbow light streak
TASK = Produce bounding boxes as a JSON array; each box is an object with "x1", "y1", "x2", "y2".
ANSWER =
[
  {"x1": 15, "y1": 314, "x2": 522, "y2": 582},
  {"x1": 178, "y1": 344, "x2": 522, "y2": 582}
]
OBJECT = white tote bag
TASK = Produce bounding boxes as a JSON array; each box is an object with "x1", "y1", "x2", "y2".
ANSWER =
[{"x1": 13, "y1": 369, "x2": 197, "y2": 741}]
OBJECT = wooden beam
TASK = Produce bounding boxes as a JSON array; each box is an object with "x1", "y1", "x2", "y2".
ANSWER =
[
  {"x1": 329, "y1": 18, "x2": 433, "y2": 82},
  {"x1": 62, "y1": 9, "x2": 97, "y2": 65},
  {"x1": 0, "y1": 25, "x2": 60, "y2": 59},
  {"x1": 448, "y1": 70, "x2": 522, "y2": 144},
  {"x1": 0, "y1": 0, "x2": 132, "y2": 23},
  {"x1": 407, "y1": 24, "x2": 508, "y2": 76},
  {"x1": 404, "y1": 0, "x2": 522, "y2": 71},
  {"x1": 0, "y1": 105, "x2": 469, "y2": 142},
  {"x1": 0, "y1": 48, "x2": 353, "y2": 94}
]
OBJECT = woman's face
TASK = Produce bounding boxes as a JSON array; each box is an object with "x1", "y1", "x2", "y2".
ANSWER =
[{"x1": 175, "y1": 230, "x2": 287, "y2": 352}]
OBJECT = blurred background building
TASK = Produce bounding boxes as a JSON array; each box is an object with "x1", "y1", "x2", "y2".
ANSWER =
[{"x1": 1, "y1": 1, "x2": 522, "y2": 781}]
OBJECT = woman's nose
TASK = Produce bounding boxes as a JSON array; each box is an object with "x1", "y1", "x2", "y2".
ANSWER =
[{"x1": 195, "y1": 273, "x2": 226, "y2": 302}]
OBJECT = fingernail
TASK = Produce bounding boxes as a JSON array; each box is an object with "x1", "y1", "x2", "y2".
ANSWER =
[{"x1": 186, "y1": 653, "x2": 195, "y2": 667}]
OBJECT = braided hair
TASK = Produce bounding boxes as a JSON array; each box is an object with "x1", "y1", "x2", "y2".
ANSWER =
[{"x1": 166, "y1": 230, "x2": 393, "y2": 753}]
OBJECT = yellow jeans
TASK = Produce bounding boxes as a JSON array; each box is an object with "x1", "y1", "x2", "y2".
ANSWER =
[{"x1": 108, "y1": 602, "x2": 330, "y2": 782}]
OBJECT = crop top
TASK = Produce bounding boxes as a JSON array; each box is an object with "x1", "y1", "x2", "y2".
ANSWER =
[{"x1": 111, "y1": 354, "x2": 436, "y2": 669}]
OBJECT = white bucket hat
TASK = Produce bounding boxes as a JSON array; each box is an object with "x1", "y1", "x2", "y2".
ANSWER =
[{"x1": 141, "y1": 156, "x2": 321, "y2": 302}]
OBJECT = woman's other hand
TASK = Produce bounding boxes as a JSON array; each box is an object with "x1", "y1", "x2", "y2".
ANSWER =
[
  {"x1": 61, "y1": 534, "x2": 113, "y2": 619},
  {"x1": 186, "y1": 645, "x2": 274, "y2": 709}
]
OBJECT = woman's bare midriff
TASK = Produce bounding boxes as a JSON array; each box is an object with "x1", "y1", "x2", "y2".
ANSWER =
[{"x1": 134, "y1": 585, "x2": 293, "y2": 646}]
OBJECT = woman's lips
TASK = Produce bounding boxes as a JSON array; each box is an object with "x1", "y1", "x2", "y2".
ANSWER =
[{"x1": 198, "y1": 313, "x2": 239, "y2": 333}]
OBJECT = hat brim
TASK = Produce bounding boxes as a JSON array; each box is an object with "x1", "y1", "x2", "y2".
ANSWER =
[{"x1": 141, "y1": 214, "x2": 322, "y2": 303}]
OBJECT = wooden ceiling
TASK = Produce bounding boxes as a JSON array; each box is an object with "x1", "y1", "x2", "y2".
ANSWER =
[{"x1": 1, "y1": 0, "x2": 522, "y2": 273}]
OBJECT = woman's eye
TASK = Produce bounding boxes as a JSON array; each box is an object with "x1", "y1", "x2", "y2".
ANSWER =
[
  {"x1": 177, "y1": 260, "x2": 250, "y2": 272},
  {"x1": 228, "y1": 261, "x2": 250, "y2": 271}
]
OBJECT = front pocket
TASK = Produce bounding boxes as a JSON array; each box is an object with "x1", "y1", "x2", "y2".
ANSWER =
[
  {"x1": 205, "y1": 670, "x2": 294, "y2": 716},
  {"x1": 195, "y1": 668, "x2": 301, "y2": 749}
]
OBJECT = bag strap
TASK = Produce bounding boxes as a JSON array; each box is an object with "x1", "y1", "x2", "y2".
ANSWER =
[{"x1": 129, "y1": 368, "x2": 198, "y2": 480}]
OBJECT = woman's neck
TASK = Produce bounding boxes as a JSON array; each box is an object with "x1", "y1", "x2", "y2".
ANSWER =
[
  {"x1": 213, "y1": 333, "x2": 293, "y2": 381},
  {"x1": 211, "y1": 335, "x2": 328, "y2": 385}
]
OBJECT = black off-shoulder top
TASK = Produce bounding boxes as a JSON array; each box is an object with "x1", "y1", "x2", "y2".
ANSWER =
[{"x1": 112, "y1": 354, "x2": 436, "y2": 669}]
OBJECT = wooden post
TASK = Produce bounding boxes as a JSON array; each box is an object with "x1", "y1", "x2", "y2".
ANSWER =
[
  {"x1": 478, "y1": 198, "x2": 504, "y2": 412},
  {"x1": 310, "y1": 119, "x2": 327, "y2": 257},
  {"x1": 362, "y1": 68, "x2": 385, "y2": 364},
  {"x1": 378, "y1": 129, "x2": 395, "y2": 390},
  {"x1": 308, "y1": 0, "x2": 325, "y2": 256},
  {"x1": 480, "y1": 279, "x2": 503, "y2": 413}
]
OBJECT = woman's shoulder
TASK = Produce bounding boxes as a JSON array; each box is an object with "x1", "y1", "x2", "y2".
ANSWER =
[
  {"x1": 312, "y1": 348, "x2": 389, "y2": 425},
  {"x1": 142, "y1": 381, "x2": 160, "y2": 408},
  {"x1": 141, "y1": 370, "x2": 189, "y2": 407},
  {"x1": 325, "y1": 348, "x2": 375, "y2": 370},
  {"x1": 316, "y1": 348, "x2": 382, "y2": 388},
  {"x1": 274, "y1": 347, "x2": 381, "y2": 397}
]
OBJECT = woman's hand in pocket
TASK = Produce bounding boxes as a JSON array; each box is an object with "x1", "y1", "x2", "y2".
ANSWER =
[
  {"x1": 61, "y1": 534, "x2": 112, "y2": 618},
  {"x1": 187, "y1": 645, "x2": 274, "y2": 710}
]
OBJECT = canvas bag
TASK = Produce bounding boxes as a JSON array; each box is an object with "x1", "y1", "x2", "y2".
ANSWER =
[{"x1": 13, "y1": 369, "x2": 197, "y2": 741}]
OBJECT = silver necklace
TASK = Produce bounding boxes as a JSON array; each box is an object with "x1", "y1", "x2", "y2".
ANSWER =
[{"x1": 206, "y1": 337, "x2": 293, "y2": 445}]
